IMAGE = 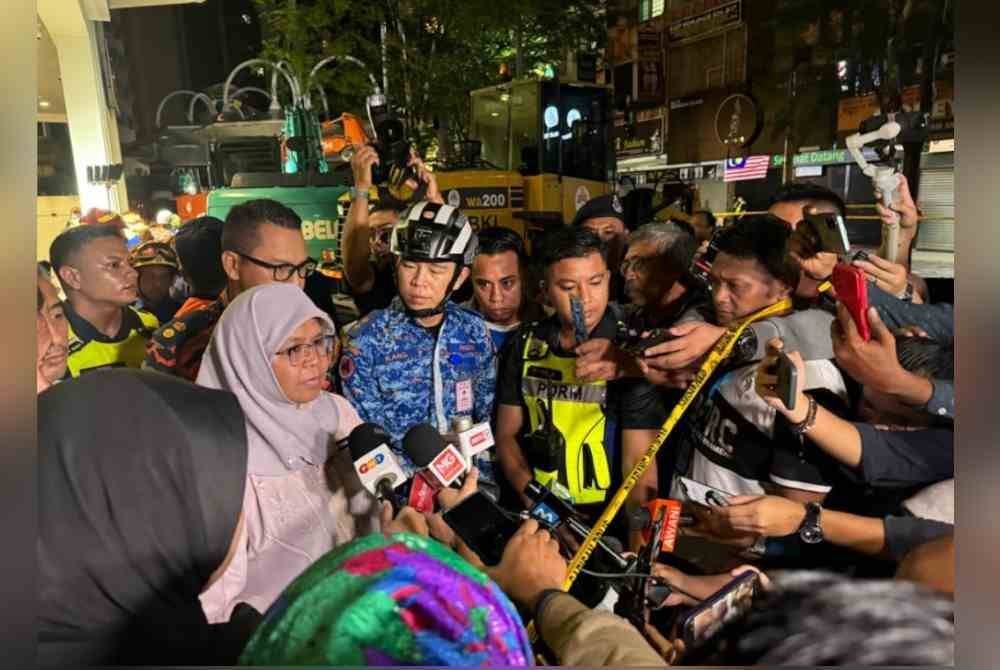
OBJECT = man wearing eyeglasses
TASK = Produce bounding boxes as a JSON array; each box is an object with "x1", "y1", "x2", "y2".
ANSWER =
[
  {"x1": 145, "y1": 199, "x2": 316, "y2": 381},
  {"x1": 48, "y1": 223, "x2": 160, "y2": 377}
]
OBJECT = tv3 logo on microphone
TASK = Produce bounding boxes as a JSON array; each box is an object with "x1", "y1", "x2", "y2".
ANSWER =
[{"x1": 358, "y1": 453, "x2": 385, "y2": 475}]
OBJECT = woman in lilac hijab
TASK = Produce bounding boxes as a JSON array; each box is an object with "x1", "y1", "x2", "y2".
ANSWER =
[{"x1": 196, "y1": 282, "x2": 378, "y2": 624}]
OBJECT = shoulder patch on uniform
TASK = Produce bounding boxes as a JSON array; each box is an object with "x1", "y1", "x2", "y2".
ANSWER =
[
  {"x1": 162, "y1": 327, "x2": 176, "y2": 339},
  {"x1": 339, "y1": 354, "x2": 356, "y2": 380}
]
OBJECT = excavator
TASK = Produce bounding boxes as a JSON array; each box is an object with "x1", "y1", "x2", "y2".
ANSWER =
[{"x1": 434, "y1": 78, "x2": 613, "y2": 249}]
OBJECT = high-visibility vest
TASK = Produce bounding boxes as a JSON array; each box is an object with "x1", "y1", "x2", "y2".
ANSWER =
[
  {"x1": 66, "y1": 307, "x2": 158, "y2": 377},
  {"x1": 520, "y1": 331, "x2": 612, "y2": 505}
]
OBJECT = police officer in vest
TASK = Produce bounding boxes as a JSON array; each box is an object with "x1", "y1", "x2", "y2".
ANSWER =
[
  {"x1": 495, "y1": 226, "x2": 667, "y2": 528},
  {"x1": 340, "y1": 201, "x2": 498, "y2": 482},
  {"x1": 49, "y1": 223, "x2": 159, "y2": 377}
]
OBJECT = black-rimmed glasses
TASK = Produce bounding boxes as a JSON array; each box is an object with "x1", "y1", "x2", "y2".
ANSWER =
[{"x1": 236, "y1": 252, "x2": 317, "y2": 281}]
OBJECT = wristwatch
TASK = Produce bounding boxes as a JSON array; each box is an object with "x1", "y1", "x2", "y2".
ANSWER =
[{"x1": 798, "y1": 502, "x2": 824, "y2": 544}]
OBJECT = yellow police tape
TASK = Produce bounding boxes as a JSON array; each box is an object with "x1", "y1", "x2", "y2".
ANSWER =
[{"x1": 524, "y1": 296, "x2": 795, "y2": 645}]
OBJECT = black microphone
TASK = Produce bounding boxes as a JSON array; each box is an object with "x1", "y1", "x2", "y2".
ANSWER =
[
  {"x1": 402, "y1": 424, "x2": 501, "y2": 504},
  {"x1": 348, "y1": 423, "x2": 408, "y2": 513},
  {"x1": 523, "y1": 479, "x2": 630, "y2": 571}
]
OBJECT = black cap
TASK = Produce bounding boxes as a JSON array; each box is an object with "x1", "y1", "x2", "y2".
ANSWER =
[
  {"x1": 174, "y1": 216, "x2": 226, "y2": 297},
  {"x1": 401, "y1": 424, "x2": 445, "y2": 468},
  {"x1": 347, "y1": 423, "x2": 391, "y2": 461},
  {"x1": 571, "y1": 194, "x2": 625, "y2": 228}
]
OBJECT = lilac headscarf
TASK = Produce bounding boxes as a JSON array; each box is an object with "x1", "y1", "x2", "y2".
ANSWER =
[{"x1": 197, "y1": 283, "x2": 342, "y2": 475}]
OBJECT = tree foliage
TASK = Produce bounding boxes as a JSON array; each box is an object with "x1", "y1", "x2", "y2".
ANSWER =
[{"x1": 252, "y1": 0, "x2": 607, "y2": 154}]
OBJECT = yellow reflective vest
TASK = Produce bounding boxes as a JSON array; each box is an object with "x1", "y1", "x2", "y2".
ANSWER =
[
  {"x1": 65, "y1": 304, "x2": 159, "y2": 377},
  {"x1": 521, "y1": 331, "x2": 612, "y2": 505}
]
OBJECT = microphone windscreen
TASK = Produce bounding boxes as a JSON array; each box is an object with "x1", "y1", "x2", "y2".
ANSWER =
[
  {"x1": 348, "y1": 423, "x2": 390, "y2": 461},
  {"x1": 402, "y1": 423, "x2": 444, "y2": 468}
]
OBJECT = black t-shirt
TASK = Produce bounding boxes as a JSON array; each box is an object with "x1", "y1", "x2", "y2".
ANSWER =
[
  {"x1": 349, "y1": 261, "x2": 397, "y2": 317},
  {"x1": 496, "y1": 308, "x2": 668, "y2": 477}
]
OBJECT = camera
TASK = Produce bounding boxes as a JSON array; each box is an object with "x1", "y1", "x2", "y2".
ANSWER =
[{"x1": 365, "y1": 94, "x2": 422, "y2": 204}]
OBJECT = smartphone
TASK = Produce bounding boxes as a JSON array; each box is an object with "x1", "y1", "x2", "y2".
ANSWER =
[
  {"x1": 831, "y1": 262, "x2": 871, "y2": 341},
  {"x1": 620, "y1": 328, "x2": 676, "y2": 357},
  {"x1": 442, "y1": 491, "x2": 521, "y2": 566},
  {"x1": 677, "y1": 477, "x2": 733, "y2": 508},
  {"x1": 571, "y1": 297, "x2": 588, "y2": 345},
  {"x1": 681, "y1": 571, "x2": 759, "y2": 649},
  {"x1": 774, "y1": 351, "x2": 799, "y2": 412},
  {"x1": 802, "y1": 213, "x2": 850, "y2": 256}
]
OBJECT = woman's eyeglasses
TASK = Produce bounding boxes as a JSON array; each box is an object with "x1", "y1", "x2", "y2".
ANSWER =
[
  {"x1": 237, "y1": 252, "x2": 317, "y2": 281},
  {"x1": 276, "y1": 334, "x2": 336, "y2": 366}
]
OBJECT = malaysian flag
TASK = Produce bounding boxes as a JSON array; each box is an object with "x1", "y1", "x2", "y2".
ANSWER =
[{"x1": 724, "y1": 155, "x2": 771, "y2": 182}]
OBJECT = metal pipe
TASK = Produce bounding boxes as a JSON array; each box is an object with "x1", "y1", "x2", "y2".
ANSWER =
[
  {"x1": 307, "y1": 55, "x2": 381, "y2": 96},
  {"x1": 187, "y1": 93, "x2": 217, "y2": 125},
  {"x1": 222, "y1": 59, "x2": 300, "y2": 116},
  {"x1": 155, "y1": 90, "x2": 200, "y2": 128}
]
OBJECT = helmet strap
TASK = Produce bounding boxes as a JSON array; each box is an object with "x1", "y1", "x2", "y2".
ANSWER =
[{"x1": 396, "y1": 261, "x2": 463, "y2": 319}]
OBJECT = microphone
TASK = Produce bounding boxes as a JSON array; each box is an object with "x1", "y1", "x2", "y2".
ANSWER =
[
  {"x1": 523, "y1": 479, "x2": 630, "y2": 571},
  {"x1": 445, "y1": 416, "x2": 495, "y2": 466},
  {"x1": 403, "y1": 423, "x2": 467, "y2": 488},
  {"x1": 627, "y1": 499, "x2": 690, "y2": 553},
  {"x1": 348, "y1": 423, "x2": 408, "y2": 513}
]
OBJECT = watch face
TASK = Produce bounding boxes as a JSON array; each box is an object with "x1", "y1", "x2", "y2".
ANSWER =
[{"x1": 800, "y1": 525, "x2": 824, "y2": 544}]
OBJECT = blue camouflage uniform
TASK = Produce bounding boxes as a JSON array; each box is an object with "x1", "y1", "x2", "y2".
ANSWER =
[{"x1": 339, "y1": 297, "x2": 498, "y2": 482}]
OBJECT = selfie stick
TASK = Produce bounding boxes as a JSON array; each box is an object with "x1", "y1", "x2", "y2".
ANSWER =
[{"x1": 845, "y1": 119, "x2": 902, "y2": 263}]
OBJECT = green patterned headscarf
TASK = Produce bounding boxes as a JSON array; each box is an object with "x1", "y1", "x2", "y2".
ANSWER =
[{"x1": 240, "y1": 533, "x2": 533, "y2": 666}]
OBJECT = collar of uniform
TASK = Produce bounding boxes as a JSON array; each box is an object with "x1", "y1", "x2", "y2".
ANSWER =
[
  {"x1": 64, "y1": 301, "x2": 142, "y2": 345},
  {"x1": 532, "y1": 307, "x2": 619, "y2": 355}
]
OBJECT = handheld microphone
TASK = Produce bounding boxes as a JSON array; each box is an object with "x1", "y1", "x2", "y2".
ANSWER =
[
  {"x1": 348, "y1": 423, "x2": 408, "y2": 513},
  {"x1": 403, "y1": 423, "x2": 467, "y2": 487},
  {"x1": 523, "y1": 479, "x2": 630, "y2": 571},
  {"x1": 628, "y1": 499, "x2": 690, "y2": 553},
  {"x1": 446, "y1": 416, "x2": 496, "y2": 465}
]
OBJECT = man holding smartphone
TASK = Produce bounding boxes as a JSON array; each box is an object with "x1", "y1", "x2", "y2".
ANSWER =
[{"x1": 660, "y1": 216, "x2": 850, "y2": 550}]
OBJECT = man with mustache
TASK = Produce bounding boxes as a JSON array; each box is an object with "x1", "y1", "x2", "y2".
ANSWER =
[
  {"x1": 37, "y1": 264, "x2": 68, "y2": 392},
  {"x1": 49, "y1": 224, "x2": 159, "y2": 377}
]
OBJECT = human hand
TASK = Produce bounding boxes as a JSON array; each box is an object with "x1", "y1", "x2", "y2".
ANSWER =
[
  {"x1": 485, "y1": 519, "x2": 567, "y2": 610},
  {"x1": 713, "y1": 495, "x2": 807, "y2": 538},
  {"x1": 852, "y1": 253, "x2": 909, "y2": 297},
  {"x1": 875, "y1": 173, "x2": 919, "y2": 230},
  {"x1": 788, "y1": 209, "x2": 839, "y2": 281},
  {"x1": 895, "y1": 324, "x2": 930, "y2": 339},
  {"x1": 575, "y1": 338, "x2": 633, "y2": 382},
  {"x1": 683, "y1": 503, "x2": 759, "y2": 547},
  {"x1": 380, "y1": 503, "x2": 430, "y2": 537},
  {"x1": 642, "y1": 321, "x2": 725, "y2": 370},
  {"x1": 436, "y1": 466, "x2": 478, "y2": 510},
  {"x1": 650, "y1": 563, "x2": 700, "y2": 607},
  {"x1": 754, "y1": 338, "x2": 808, "y2": 422},
  {"x1": 408, "y1": 152, "x2": 443, "y2": 204},
  {"x1": 350, "y1": 144, "x2": 379, "y2": 191},
  {"x1": 643, "y1": 623, "x2": 684, "y2": 664},
  {"x1": 831, "y1": 302, "x2": 905, "y2": 393}
]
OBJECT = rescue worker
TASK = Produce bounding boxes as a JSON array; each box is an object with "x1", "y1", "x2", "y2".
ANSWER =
[
  {"x1": 494, "y1": 226, "x2": 666, "y2": 516},
  {"x1": 128, "y1": 240, "x2": 183, "y2": 324},
  {"x1": 144, "y1": 199, "x2": 314, "y2": 381},
  {"x1": 49, "y1": 223, "x2": 159, "y2": 376},
  {"x1": 339, "y1": 201, "x2": 497, "y2": 480}
]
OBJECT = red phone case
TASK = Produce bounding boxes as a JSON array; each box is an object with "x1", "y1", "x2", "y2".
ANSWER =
[{"x1": 831, "y1": 263, "x2": 871, "y2": 341}]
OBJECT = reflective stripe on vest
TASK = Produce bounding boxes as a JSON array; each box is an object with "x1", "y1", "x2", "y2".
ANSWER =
[
  {"x1": 521, "y1": 332, "x2": 611, "y2": 505},
  {"x1": 66, "y1": 309, "x2": 158, "y2": 377}
]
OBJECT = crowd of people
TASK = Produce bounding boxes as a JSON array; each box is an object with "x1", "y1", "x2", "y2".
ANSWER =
[{"x1": 36, "y1": 147, "x2": 954, "y2": 666}]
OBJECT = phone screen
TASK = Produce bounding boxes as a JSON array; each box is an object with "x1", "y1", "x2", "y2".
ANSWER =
[
  {"x1": 571, "y1": 297, "x2": 588, "y2": 345},
  {"x1": 682, "y1": 572, "x2": 759, "y2": 648},
  {"x1": 442, "y1": 491, "x2": 520, "y2": 566}
]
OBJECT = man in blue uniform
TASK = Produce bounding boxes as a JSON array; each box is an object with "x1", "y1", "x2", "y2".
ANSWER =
[{"x1": 340, "y1": 201, "x2": 497, "y2": 482}]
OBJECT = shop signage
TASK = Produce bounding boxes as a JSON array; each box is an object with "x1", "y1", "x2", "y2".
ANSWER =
[{"x1": 668, "y1": 0, "x2": 741, "y2": 42}]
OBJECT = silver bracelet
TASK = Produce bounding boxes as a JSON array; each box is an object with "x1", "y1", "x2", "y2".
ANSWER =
[{"x1": 789, "y1": 395, "x2": 819, "y2": 436}]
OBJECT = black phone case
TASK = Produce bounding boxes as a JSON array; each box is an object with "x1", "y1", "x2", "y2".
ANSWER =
[{"x1": 442, "y1": 492, "x2": 520, "y2": 566}]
